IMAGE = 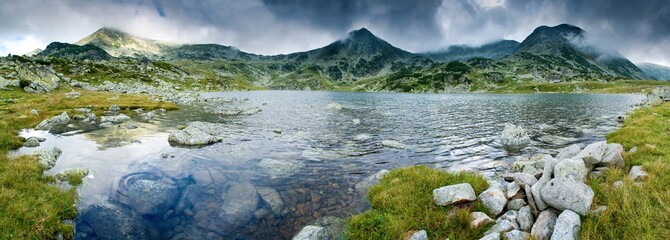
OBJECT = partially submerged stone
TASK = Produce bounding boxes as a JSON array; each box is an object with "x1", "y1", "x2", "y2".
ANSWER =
[
  {"x1": 168, "y1": 121, "x2": 226, "y2": 146},
  {"x1": 35, "y1": 111, "x2": 69, "y2": 130},
  {"x1": 500, "y1": 123, "x2": 530, "y2": 149},
  {"x1": 381, "y1": 140, "x2": 406, "y2": 149},
  {"x1": 56, "y1": 168, "x2": 89, "y2": 184},
  {"x1": 32, "y1": 146, "x2": 62, "y2": 170}
]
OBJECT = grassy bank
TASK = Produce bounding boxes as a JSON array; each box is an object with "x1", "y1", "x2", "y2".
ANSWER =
[
  {"x1": 581, "y1": 102, "x2": 670, "y2": 239},
  {"x1": 346, "y1": 166, "x2": 489, "y2": 239},
  {"x1": 0, "y1": 88, "x2": 176, "y2": 239},
  {"x1": 488, "y1": 80, "x2": 670, "y2": 94}
]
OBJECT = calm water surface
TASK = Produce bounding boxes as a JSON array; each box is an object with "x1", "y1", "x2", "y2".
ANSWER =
[{"x1": 15, "y1": 91, "x2": 643, "y2": 239}]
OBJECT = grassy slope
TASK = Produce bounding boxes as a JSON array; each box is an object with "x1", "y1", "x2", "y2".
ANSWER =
[
  {"x1": 582, "y1": 102, "x2": 670, "y2": 239},
  {"x1": 346, "y1": 166, "x2": 490, "y2": 240},
  {"x1": 0, "y1": 88, "x2": 176, "y2": 239}
]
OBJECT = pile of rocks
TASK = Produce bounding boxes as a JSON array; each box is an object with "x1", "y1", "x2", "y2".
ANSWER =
[{"x1": 428, "y1": 141, "x2": 647, "y2": 240}]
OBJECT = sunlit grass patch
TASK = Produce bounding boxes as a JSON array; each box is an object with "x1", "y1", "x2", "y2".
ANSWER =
[
  {"x1": 581, "y1": 102, "x2": 670, "y2": 239},
  {"x1": 346, "y1": 166, "x2": 490, "y2": 240}
]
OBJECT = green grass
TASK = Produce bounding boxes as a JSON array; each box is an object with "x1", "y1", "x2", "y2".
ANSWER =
[
  {"x1": 0, "y1": 88, "x2": 177, "y2": 239},
  {"x1": 489, "y1": 80, "x2": 670, "y2": 94},
  {"x1": 346, "y1": 166, "x2": 490, "y2": 240},
  {"x1": 581, "y1": 102, "x2": 670, "y2": 239}
]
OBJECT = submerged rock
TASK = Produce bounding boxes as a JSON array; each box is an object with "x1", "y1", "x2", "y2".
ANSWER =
[
  {"x1": 258, "y1": 158, "x2": 305, "y2": 178},
  {"x1": 116, "y1": 173, "x2": 181, "y2": 216},
  {"x1": 78, "y1": 195, "x2": 150, "y2": 240},
  {"x1": 327, "y1": 102, "x2": 343, "y2": 110},
  {"x1": 35, "y1": 111, "x2": 69, "y2": 131},
  {"x1": 500, "y1": 123, "x2": 530, "y2": 149},
  {"x1": 56, "y1": 168, "x2": 89, "y2": 183},
  {"x1": 219, "y1": 183, "x2": 260, "y2": 228},
  {"x1": 257, "y1": 187, "x2": 285, "y2": 216},
  {"x1": 32, "y1": 146, "x2": 62, "y2": 170},
  {"x1": 168, "y1": 121, "x2": 226, "y2": 146}
]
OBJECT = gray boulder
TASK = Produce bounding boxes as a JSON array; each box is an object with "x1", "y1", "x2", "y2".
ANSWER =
[
  {"x1": 407, "y1": 230, "x2": 428, "y2": 240},
  {"x1": 507, "y1": 199, "x2": 527, "y2": 211},
  {"x1": 484, "y1": 219, "x2": 516, "y2": 235},
  {"x1": 109, "y1": 104, "x2": 120, "y2": 114},
  {"x1": 292, "y1": 225, "x2": 325, "y2": 240},
  {"x1": 531, "y1": 210, "x2": 558, "y2": 240},
  {"x1": 168, "y1": 121, "x2": 226, "y2": 146},
  {"x1": 78, "y1": 195, "x2": 149, "y2": 240},
  {"x1": 600, "y1": 143, "x2": 624, "y2": 168},
  {"x1": 257, "y1": 187, "x2": 285, "y2": 215},
  {"x1": 480, "y1": 232, "x2": 501, "y2": 240},
  {"x1": 433, "y1": 183, "x2": 477, "y2": 206},
  {"x1": 506, "y1": 182, "x2": 521, "y2": 198},
  {"x1": 504, "y1": 230, "x2": 530, "y2": 240},
  {"x1": 355, "y1": 169, "x2": 390, "y2": 195},
  {"x1": 518, "y1": 206, "x2": 534, "y2": 232},
  {"x1": 35, "y1": 111, "x2": 69, "y2": 130},
  {"x1": 555, "y1": 144, "x2": 582, "y2": 160},
  {"x1": 471, "y1": 211, "x2": 494, "y2": 229},
  {"x1": 100, "y1": 114, "x2": 131, "y2": 124},
  {"x1": 540, "y1": 178, "x2": 594, "y2": 216},
  {"x1": 510, "y1": 154, "x2": 552, "y2": 172},
  {"x1": 629, "y1": 166, "x2": 648, "y2": 181},
  {"x1": 219, "y1": 183, "x2": 260, "y2": 227},
  {"x1": 531, "y1": 159, "x2": 557, "y2": 211},
  {"x1": 258, "y1": 158, "x2": 306, "y2": 178},
  {"x1": 551, "y1": 210, "x2": 581, "y2": 240},
  {"x1": 513, "y1": 173, "x2": 538, "y2": 188},
  {"x1": 32, "y1": 146, "x2": 62, "y2": 170},
  {"x1": 479, "y1": 185, "x2": 508, "y2": 216},
  {"x1": 553, "y1": 158, "x2": 588, "y2": 182},
  {"x1": 575, "y1": 141, "x2": 606, "y2": 166},
  {"x1": 500, "y1": 123, "x2": 530, "y2": 149}
]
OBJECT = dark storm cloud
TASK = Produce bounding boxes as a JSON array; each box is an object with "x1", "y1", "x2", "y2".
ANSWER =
[{"x1": 0, "y1": 0, "x2": 668, "y2": 65}]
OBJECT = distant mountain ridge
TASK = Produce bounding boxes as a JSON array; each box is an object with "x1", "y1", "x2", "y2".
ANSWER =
[
  {"x1": 31, "y1": 24, "x2": 659, "y2": 92},
  {"x1": 638, "y1": 63, "x2": 670, "y2": 80}
]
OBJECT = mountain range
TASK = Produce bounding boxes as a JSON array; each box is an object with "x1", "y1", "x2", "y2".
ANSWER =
[{"x1": 28, "y1": 24, "x2": 664, "y2": 92}]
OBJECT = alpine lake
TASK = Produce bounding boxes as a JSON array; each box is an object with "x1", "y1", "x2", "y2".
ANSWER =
[{"x1": 13, "y1": 91, "x2": 643, "y2": 240}]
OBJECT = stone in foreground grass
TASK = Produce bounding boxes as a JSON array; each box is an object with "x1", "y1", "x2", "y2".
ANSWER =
[
  {"x1": 346, "y1": 166, "x2": 489, "y2": 239},
  {"x1": 581, "y1": 102, "x2": 670, "y2": 239}
]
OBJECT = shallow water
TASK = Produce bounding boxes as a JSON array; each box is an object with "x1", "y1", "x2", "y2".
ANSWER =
[{"x1": 15, "y1": 91, "x2": 643, "y2": 239}]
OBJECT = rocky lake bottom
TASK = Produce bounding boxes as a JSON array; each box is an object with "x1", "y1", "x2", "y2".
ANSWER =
[{"x1": 13, "y1": 91, "x2": 643, "y2": 239}]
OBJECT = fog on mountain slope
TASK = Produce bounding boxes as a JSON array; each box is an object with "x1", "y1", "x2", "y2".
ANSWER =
[{"x1": 637, "y1": 63, "x2": 670, "y2": 81}]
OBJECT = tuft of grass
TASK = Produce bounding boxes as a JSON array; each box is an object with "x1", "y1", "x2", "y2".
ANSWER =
[
  {"x1": 346, "y1": 166, "x2": 490, "y2": 240},
  {"x1": 0, "y1": 155, "x2": 77, "y2": 239},
  {"x1": 0, "y1": 88, "x2": 177, "y2": 239},
  {"x1": 581, "y1": 102, "x2": 670, "y2": 239}
]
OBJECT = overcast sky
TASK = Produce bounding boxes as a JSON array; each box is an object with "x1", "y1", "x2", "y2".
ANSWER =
[{"x1": 0, "y1": 0, "x2": 668, "y2": 65}]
